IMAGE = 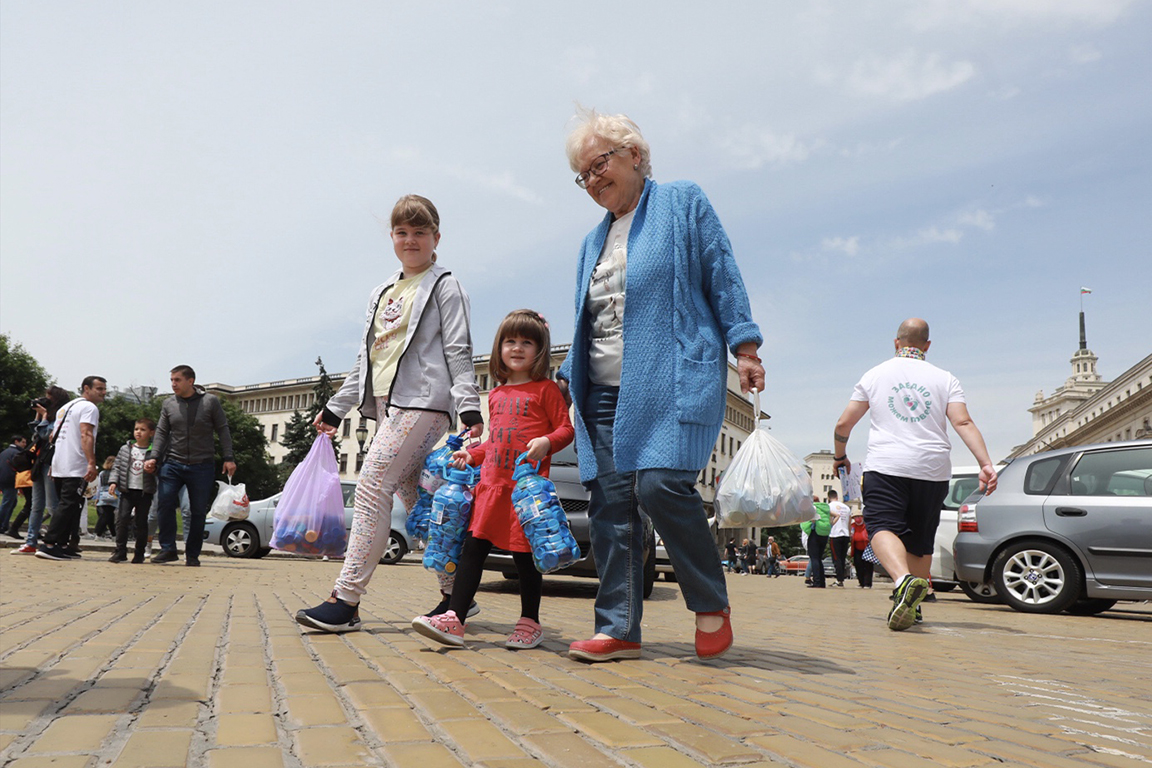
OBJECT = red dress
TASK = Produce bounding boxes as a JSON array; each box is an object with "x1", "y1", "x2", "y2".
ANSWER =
[{"x1": 466, "y1": 379, "x2": 575, "y2": 551}]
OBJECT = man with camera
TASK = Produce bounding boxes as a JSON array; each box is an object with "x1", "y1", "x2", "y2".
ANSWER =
[
  {"x1": 0, "y1": 435, "x2": 29, "y2": 535},
  {"x1": 36, "y1": 376, "x2": 107, "y2": 561}
]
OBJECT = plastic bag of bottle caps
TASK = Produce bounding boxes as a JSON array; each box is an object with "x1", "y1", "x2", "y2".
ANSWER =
[
  {"x1": 270, "y1": 434, "x2": 348, "y2": 556},
  {"x1": 422, "y1": 464, "x2": 479, "y2": 574},
  {"x1": 511, "y1": 454, "x2": 581, "y2": 573},
  {"x1": 408, "y1": 431, "x2": 467, "y2": 543}
]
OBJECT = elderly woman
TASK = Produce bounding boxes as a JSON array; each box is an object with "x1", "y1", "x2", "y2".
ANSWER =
[{"x1": 557, "y1": 110, "x2": 765, "y2": 662}]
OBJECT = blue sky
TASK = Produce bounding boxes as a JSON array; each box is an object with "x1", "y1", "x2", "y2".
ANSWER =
[{"x1": 2, "y1": 1, "x2": 1149, "y2": 465}]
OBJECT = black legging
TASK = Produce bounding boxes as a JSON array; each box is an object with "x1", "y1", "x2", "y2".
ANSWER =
[
  {"x1": 830, "y1": 536, "x2": 851, "y2": 583},
  {"x1": 449, "y1": 533, "x2": 542, "y2": 622}
]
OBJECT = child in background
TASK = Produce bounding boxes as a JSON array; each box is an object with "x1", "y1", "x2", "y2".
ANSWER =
[
  {"x1": 108, "y1": 418, "x2": 157, "y2": 563},
  {"x1": 94, "y1": 456, "x2": 118, "y2": 538},
  {"x1": 412, "y1": 309, "x2": 574, "y2": 649}
]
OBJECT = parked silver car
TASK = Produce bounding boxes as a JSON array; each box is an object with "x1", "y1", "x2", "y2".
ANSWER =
[
  {"x1": 202, "y1": 481, "x2": 412, "y2": 564},
  {"x1": 953, "y1": 440, "x2": 1152, "y2": 615}
]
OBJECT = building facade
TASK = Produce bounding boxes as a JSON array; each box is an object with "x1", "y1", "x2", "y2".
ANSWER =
[{"x1": 1007, "y1": 314, "x2": 1152, "y2": 459}]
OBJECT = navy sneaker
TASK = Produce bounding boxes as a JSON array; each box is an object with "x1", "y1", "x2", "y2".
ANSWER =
[
  {"x1": 296, "y1": 596, "x2": 362, "y2": 633},
  {"x1": 34, "y1": 545, "x2": 71, "y2": 562}
]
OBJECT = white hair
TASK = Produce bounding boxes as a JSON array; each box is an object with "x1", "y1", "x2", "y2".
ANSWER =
[{"x1": 565, "y1": 106, "x2": 652, "y2": 179}]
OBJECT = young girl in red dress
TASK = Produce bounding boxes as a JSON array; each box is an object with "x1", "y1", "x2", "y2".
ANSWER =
[{"x1": 412, "y1": 309, "x2": 574, "y2": 649}]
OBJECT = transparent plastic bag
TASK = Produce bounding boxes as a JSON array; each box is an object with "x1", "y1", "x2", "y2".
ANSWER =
[
  {"x1": 270, "y1": 434, "x2": 346, "y2": 556},
  {"x1": 209, "y1": 478, "x2": 249, "y2": 521},
  {"x1": 715, "y1": 390, "x2": 815, "y2": 528}
]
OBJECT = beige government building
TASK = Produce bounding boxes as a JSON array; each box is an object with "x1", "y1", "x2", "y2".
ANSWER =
[
  {"x1": 1007, "y1": 313, "x2": 1152, "y2": 459},
  {"x1": 204, "y1": 346, "x2": 764, "y2": 525}
]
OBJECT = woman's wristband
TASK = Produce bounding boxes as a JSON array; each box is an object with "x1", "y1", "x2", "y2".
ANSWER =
[
  {"x1": 833, "y1": 455, "x2": 847, "y2": 461},
  {"x1": 736, "y1": 352, "x2": 762, "y2": 363}
]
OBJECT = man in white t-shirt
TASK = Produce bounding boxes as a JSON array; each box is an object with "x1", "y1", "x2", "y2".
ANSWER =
[
  {"x1": 831, "y1": 319, "x2": 996, "y2": 631},
  {"x1": 827, "y1": 489, "x2": 852, "y2": 587},
  {"x1": 36, "y1": 376, "x2": 107, "y2": 561}
]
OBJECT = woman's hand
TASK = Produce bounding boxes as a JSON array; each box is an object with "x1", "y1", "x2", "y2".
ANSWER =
[
  {"x1": 467, "y1": 422, "x2": 484, "y2": 439},
  {"x1": 312, "y1": 411, "x2": 338, "y2": 437},
  {"x1": 450, "y1": 450, "x2": 472, "y2": 470},
  {"x1": 524, "y1": 437, "x2": 551, "y2": 463},
  {"x1": 736, "y1": 356, "x2": 766, "y2": 394}
]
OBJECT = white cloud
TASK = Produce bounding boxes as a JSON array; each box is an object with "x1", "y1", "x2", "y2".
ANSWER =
[
  {"x1": 822, "y1": 236, "x2": 860, "y2": 256},
  {"x1": 909, "y1": 0, "x2": 1135, "y2": 29},
  {"x1": 846, "y1": 51, "x2": 975, "y2": 102},
  {"x1": 889, "y1": 226, "x2": 964, "y2": 248},
  {"x1": 1069, "y1": 44, "x2": 1103, "y2": 64},
  {"x1": 388, "y1": 147, "x2": 544, "y2": 205},
  {"x1": 715, "y1": 125, "x2": 818, "y2": 169},
  {"x1": 958, "y1": 209, "x2": 996, "y2": 231}
]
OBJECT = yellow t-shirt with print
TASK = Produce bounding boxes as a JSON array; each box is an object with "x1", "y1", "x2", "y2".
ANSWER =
[{"x1": 370, "y1": 268, "x2": 430, "y2": 399}]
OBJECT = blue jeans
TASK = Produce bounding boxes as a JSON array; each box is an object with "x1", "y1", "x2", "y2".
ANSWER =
[
  {"x1": 584, "y1": 384, "x2": 728, "y2": 643},
  {"x1": 156, "y1": 462, "x2": 215, "y2": 558},
  {"x1": 0, "y1": 486, "x2": 17, "y2": 533},
  {"x1": 25, "y1": 473, "x2": 58, "y2": 547}
]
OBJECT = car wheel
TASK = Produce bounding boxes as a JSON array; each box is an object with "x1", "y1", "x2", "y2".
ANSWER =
[
  {"x1": 379, "y1": 533, "x2": 408, "y2": 565},
  {"x1": 1064, "y1": 598, "x2": 1117, "y2": 616},
  {"x1": 993, "y1": 539, "x2": 1083, "y2": 614},
  {"x1": 253, "y1": 547, "x2": 271, "y2": 559},
  {"x1": 222, "y1": 522, "x2": 259, "y2": 558},
  {"x1": 643, "y1": 547, "x2": 656, "y2": 599},
  {"x1": 502, "y1": 571, "x2": 519, "y2": 580},
  {"x1": 934, "y1": 582, "x2": 957, "y2": 593},
  {"x1": 959, "y1": 580, "x2": 1001, "y2": 604},
  {"x1": 664, "y1": 571, "x2": 678, "y2": 583}
]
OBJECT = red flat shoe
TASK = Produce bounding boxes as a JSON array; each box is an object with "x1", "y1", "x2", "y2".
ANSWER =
[
  {"x1": 695, "y1": 606, "x2": 733, "y2": 659},
  {"x1": 568, "y1": 637, "x2": 642, "y2": 663}
]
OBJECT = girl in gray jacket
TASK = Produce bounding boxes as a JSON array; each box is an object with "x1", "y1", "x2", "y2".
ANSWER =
[{"x1": 296, "y1": 195, "x2": 484, "y2": 633}]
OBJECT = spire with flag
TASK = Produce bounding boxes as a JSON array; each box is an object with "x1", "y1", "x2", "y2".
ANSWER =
[{"x1": 1080, "y1": 286, "x2": 1092, "y2": 313}]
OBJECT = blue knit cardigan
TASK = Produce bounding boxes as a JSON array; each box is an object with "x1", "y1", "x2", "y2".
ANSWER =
[{"x1": 558, "y1": 179, "x2": 762, "y2": 483}]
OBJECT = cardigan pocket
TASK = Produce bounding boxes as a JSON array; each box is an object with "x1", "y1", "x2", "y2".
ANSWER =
[{"x1": 675, "y1": 356, "x2": 725, "y2": 425}]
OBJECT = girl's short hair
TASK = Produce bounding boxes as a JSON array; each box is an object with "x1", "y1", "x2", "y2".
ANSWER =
[
  {"x1": 565, "y1": 106, "x2": 652, "y2": 179},
  {"x1": 390, "y1": 194, "x2": 440, "y2": 232},
  {"x1": 489, "y1": 309, "x2": 552, "y2": 384},
  {"x1": 103, "y1": 456, "x2": 116, "y2": 470}
]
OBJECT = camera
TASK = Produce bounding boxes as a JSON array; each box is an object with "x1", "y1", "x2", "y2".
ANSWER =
[{"x1": 30, "y1": 397, "x2": 50, "y2": 409}]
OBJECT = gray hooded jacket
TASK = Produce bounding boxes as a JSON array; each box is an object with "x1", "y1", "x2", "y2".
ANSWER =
[{"x1": 323, "y1": 262, "x2": 482, "y2": 428}]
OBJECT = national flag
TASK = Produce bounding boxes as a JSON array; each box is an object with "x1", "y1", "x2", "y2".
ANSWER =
[{"x1": 1080, "y1": 287, "x2": 1092, "y2": 295}]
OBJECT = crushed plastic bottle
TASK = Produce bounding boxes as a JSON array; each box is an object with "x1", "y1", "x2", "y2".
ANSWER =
[
  {"x1": 408, "y1": 431, "x2": 467, "y2": 543},
  {"x1": 422, "y1": 464, "x2": 479, "y2": 574},
  {"x1": 511, "y1": 454, "x2": 581, "y2": 573}
]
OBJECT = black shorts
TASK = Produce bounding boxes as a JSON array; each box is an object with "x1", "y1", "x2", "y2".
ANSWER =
[{"x1": 861, "y1": 471, "x2": 949, "y2": 557}]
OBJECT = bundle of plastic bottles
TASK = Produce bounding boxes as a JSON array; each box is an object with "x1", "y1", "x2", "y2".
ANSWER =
[
  {"x1": 511, "y1": 454, "x2": 581, "y2": 573},
  {"x1": 407, "y1": 431, "x2": 467, "y2": 543},
  {"x1": 273, "y1": 508, "x2": 347, "y2": 556},
  {"x1": 422, "y1": 463, "x2": 479, "y2": 574}
]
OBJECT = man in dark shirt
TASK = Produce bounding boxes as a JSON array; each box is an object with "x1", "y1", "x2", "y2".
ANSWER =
[{"x1": 144, "y1": 365, "x2": 236, "y2": 566}]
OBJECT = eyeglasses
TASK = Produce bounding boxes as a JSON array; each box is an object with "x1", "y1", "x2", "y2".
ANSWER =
[{"x1": 575, "y1": 148, "x2": 623, "y2": 188}]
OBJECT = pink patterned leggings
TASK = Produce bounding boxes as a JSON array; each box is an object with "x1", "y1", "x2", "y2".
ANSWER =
[{"x1": 334, "y1": 402, "x2": 450, "y2": 604}]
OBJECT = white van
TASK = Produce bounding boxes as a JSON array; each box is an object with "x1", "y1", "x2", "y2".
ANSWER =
[{"x1": 931, "y1": 466, "x2": 987, "y2": 589}]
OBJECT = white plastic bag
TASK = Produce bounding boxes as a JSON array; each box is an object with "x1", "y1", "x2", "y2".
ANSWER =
[
  {"x1": 715, "y1": 390, "x2": 815, "y2": 528},
  {"x1": 209, "y1": 478, "x2": 250, "y2": 521}
]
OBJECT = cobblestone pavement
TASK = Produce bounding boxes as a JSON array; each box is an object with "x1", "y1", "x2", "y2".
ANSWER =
[{"x1": 2, "y1": 546, "x2": 1150, "y2": 767}]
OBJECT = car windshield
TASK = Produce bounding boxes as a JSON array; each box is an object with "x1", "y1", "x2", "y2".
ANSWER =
[{"x1": 945, "y1": 474, "x2": 980, "y2": 510}]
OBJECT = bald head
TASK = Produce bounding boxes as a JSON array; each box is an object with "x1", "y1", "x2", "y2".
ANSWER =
[{"x1": 896, "y1": 318, "x2": 930, "y2": 350}]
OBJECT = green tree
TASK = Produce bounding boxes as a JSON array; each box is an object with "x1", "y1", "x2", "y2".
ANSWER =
[{"x1": 0, "y1": 334, "x2": 52, "y2": 440}]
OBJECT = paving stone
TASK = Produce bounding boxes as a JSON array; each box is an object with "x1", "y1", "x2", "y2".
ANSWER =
[
  {"x1": 295, "y1": 726, "x2": 375, "y2": 766},
  {"x1": 115, "y1": 728, "x2": 193, "y2": 767},
  {"x1": 520, "y1": 732, "x2": 617, "y2": 768},
  {"x1": 217, "y1": 684, "x2": 274, "y2": 714},
  {"x1": 340, "y1": 681, "x2": 408, "y2": 709},
  {"x1": 408, "y1": 689, "x2": 485, "y2": 721},
  {"x1": 556, "y1": 712, "x2": 664, "y2": 748},
  {"x1": 438, "y1": 719, "x2": 529, "y2": 762},
  {"x1": 360, "y1": 706, "x2": 435, "y2": 742},
  {"x1": 63, "y1": 686, "x2": 140, "y2": 713},
  {"x1": 28, "y1": 714, "x2": 118, "y2": 752},
  {"x1": 378, "y1": 741, "x2": 467, "y2": 767},
  {"x1": 206, "y1": 745, "x2": 286, "y2": 768},
  {"x1": 7, "y1": 756, "x2": 93, "y2": 768},
  {"x1": 648, "y1": 721, "x2": 765, "y2": 763},
  {"x1": 0, "y1": 699, "x2": 53, "y2": 731},
  {"x1": 134, "y1": 700, "x2": 201, "y2": 728},
  {"x1": 622, "y1": 745, "x2": 721, "y2": 768},
  {"x1": 483, "y1": 701, "x2": 575, "y2": 735},
  {"x1": 215, "y1": 713, "x2": 278, "y2": 746},
  {"x1": 285, "y1": 694, "x2": 348, "y2": 726}
]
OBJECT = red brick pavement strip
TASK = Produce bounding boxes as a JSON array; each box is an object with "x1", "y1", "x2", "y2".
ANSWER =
[{"x1": 1, "y1": 548, "x2": 1150, "y2": 767}]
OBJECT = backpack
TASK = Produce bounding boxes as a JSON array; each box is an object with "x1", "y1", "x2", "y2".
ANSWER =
[{"x1": 8, "y1": 444, "x2": 36, "y2": 473}]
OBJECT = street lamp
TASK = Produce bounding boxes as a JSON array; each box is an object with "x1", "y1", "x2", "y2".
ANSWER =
[{"x1": 355, "y1": 424, "x2": 369, "y2": 457}]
